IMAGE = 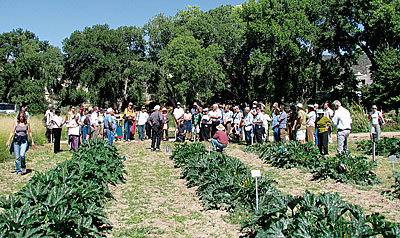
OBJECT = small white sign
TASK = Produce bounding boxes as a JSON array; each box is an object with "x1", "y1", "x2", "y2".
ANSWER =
[
  {"x1": 251, "y1": 170, "x2": 261, "y2": 178},
  {"x1": 207, "y1": 146, "x2": 212, "y2": 152},
  {"x1": 389, "y1": 155, "x2": 397, "y2": 162}
]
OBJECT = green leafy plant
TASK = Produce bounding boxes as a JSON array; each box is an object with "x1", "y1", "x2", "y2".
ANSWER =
[
  {"x1": 382, "y1": 171, "x2": 400, "y2": 200},
  {"x1": 243, "y1": 191, "x2": 400, "y2": 237},
  {"x1": 171, "y1": 142, "x2": 277, "y2": 211},
  {"x1": 315, "y1": 152, "x2": 380, "y2": 186},
  {"x1": 357, "y1": 137, "x2": 400, "y2": 157},
  {"x1": 0, "y1": 138, "x2": 126, "y2": 237},
  {"x1": 246, "y1": 142, "x2": 380, "y2": 186}
]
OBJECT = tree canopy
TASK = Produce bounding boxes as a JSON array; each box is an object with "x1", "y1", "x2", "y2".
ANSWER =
[{"x1": 1, "y1": 0, "x2": 399, "y2": 112}]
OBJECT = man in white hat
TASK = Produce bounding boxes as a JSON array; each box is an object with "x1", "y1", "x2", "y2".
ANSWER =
[
  {"x1": 293, "y1": 103, "x2": 307, "y2": 143},
  {"x1": 211, "y1": 124, "x2": 228, "y2": 152},
  {"x1": 209, "y1": 103, "x2": 222, "y2": 137},
  {"x1": 148, "y1": 105, "x2": 163, "y2": 151},
  {"x1": 331, "y1": 100, "x2": 352, "y2": 153}
]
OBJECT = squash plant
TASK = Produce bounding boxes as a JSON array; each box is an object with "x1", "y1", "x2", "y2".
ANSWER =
[
  {"x1": 171, "y1": 142, "x2": 277, "y2": 211},
  {"x1": 246, "y1": 142, "x2": 380, "y2": 186},
  {"x1": 0, "y1": 138, "x2": 126, "y2": 237},
  {"x1": 243, "y1": 191, "x2": 400, "y2": 237},
  {"x1": 357, "y1": 137, "x2": 400, "y2": 157},
  {"x1": 382, "y1": 171, "x2": 400, "y2": 199}
]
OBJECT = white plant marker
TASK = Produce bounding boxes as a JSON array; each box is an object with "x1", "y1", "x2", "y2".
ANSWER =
[
  {"x1": 207, "y1": 146, "x2": 212, "y2": 158},
  {"x1": 251, "y1": 170, "x2": 261, "y2": 210},
  {"x1": 389, "y1": 155, "x2": 397, "y2": 171}
]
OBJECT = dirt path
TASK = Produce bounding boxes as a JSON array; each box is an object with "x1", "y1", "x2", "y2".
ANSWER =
[
  {"x1": 225, "y1": 131, "x2": 400, "y2": 223},
  {"x1": 106, "y1": 141, "x2": 241, "y2": 237}
]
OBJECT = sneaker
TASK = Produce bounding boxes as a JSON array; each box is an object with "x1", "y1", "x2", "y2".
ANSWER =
[
  {"x1": 151, "y1": 148, "x2": 155, "y2": 152},
  {"x1": 155, "y1": 148, "x2": 161, "y2": 152}
]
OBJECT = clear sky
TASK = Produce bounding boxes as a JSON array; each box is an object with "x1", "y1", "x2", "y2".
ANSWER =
[{"x1": 1, "y1": 0, "x2": 245, "y2": 48}]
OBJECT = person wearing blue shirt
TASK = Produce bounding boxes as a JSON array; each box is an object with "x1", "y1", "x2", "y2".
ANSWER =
[
  {"x1": 103, "y1": 108, "x2": 116, "y2": 145},
  {"x1": 272, "y1": 109, "x2": 280, "y2": 142}
]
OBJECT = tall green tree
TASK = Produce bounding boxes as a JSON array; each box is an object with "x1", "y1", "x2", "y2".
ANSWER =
[
  {"x1": 0, "y1": 29, "x2": 63, "y2": 112},
  {"x1": 158, "y1": 35, "x2": 224, "y2": 105},
  {"x1": 63, "y1": 25, "x2": 147, "y2": 108}
]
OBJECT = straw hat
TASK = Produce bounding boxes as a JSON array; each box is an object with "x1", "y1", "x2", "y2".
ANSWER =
[{"x1": 216, "y1": 124, "x2": 225, "y2": 131}]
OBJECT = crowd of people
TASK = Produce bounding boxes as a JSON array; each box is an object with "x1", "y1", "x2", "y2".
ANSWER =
[{"x1": 5, "y1": 100, "x2": 386, "y2": 175}]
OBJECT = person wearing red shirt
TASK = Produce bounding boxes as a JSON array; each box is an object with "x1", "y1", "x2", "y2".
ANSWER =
[{"x1": 211, "y1": 124, "x2": 229, "y2": 152}]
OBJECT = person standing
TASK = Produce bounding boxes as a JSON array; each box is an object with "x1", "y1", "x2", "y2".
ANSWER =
[
  {"x1": 161, "y1": 108, "x2": 170, "y2": 141},
  {"x1": 211, "y1": 124, "x2": 229, "y2": 152},
  {"x1": 261, "y1": 108, "x2": 271, "y2": 142},
  {"x1": 305, "y1": 105, "x2": 316, "y2": 144},
  {"x1": 104, "y1": 108, "x2": 116, "y2": 145},
  {"x1": 278, "y1": 105, "x2": 287, "y2": 142},
  {"x1": 331, "y1": 100, "x2": 352, "y2": 153},
  {"x1": 115, "y1": 110, "x2": 123, "y2": 141},
  {"x1": 294, "y1": 104, "x2": 307, "y2": 144},
  {"x1": 80, "y1": 109, "x2": 90, "y2": 143},
  {"x1": 51, "y1": 109, "x2": 65, "y2": 153},
  {"x1": 66, "y1": 110, "x2": 80, "y2": 151},
  {"x1": 243, "y1": 107, "x2": 254, "y2": 145},
  {"x1": 173, "y1": 103, "x2": 184, "y2": 139},
  {"x1": 91, "y1": 107, "x2": 100, "y2": 138},
  {"x1": 209, "y1": 104, "x2": 222, "y2": 138},
  {"x1": 323, "y1": 103, "x2": 334, "y2": 143},
  {"x1": 137, "y1": 106, "x2": 149, "y2": 141},
  {"x1": 123, "y1": 102, "x2": 135, "y2": 141},
  {"x1": 6, "y1": 112, "x2": 35, "y2": 175},
  {"x1": 288, "y1": 104, "x2": 298, "y2": 141},
  {"x1": 200, "y1": 108, "x2": 211, "y2": 141},
  {"x1": 223, "y1": 106, "x2": 233, "y2": 137},
  {"x1": 232, "y1": 106, "x2": 243, "y2": 142},
  {"x1": 313, "y1": 104, "x2": 319, "y2": 146},
  {"x1": 253, "y1": 107, "x2": 264, "y2": 143},
  {"x1": 98, "y1": 108, "x2": 105, "y2": 139},
  {"x1": 148, "y1": 105, "x2": 163, "y2": 151},
  {"x1": 316, "y1": 109, "x2": 332, "y2": 155},
  {"x1": 272, "y1": 109, "x2": 280, "y2": 142},
  {"x1": 183, "y1": 108, "x2": 193, "y2": 141},
  {"x1": 369, "y1": 105, "x2": 385, "y2": 141},
  {"x1": 192, "y1": 108, "x2": 201, "y2": 142},
  {"x1": 45, "y1": 104, "x2": 54, "y2": 143}
]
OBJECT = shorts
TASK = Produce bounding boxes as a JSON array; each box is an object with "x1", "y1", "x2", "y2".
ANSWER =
[
  {"x1": 296, "y1": 130, "x2": 306, "y2": 141},
  {"x1": 193, "y1": 125, "x2": 200, "y2": 134},
  {"x1": 184, "y1": 121, "x2": 192, "y2": 133}
]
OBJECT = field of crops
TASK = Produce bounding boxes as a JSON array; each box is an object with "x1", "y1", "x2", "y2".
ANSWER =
[{"x1": 1, "y1": 131, "x2": 400, "y2": 237}]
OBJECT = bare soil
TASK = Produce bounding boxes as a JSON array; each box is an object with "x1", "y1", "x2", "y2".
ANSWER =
[{"x1": 106, "y1": 140, "x2": 241, "y2": 237}]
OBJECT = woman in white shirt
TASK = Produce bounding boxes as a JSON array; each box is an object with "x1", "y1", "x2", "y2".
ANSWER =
[
  {"x1": 369, "y1": 105, "x2": 385, "y2": 141},
  {"x1": 51, "y1": 109, "x2": 65, "y2": 153}
]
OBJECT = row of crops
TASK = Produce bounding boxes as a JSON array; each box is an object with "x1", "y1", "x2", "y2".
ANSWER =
[
  {"x1": 245, "y1": 141, "x2": 381, "y2": 186},
  {"x1": 171, "y1": 143, "x2": 400, "y2": 237},
  {"x1": 0, "y1": 138, "x2": 126, "y2": 237}
]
